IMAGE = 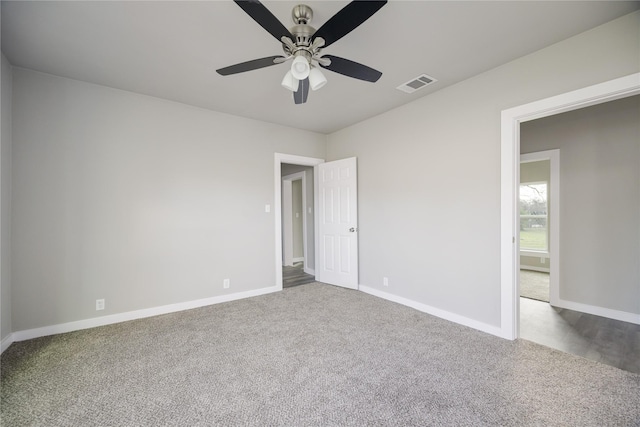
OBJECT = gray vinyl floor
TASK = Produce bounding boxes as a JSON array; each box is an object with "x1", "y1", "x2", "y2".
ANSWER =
[
  {"x1": 520, "y1": 297, "x2": 640, "y2": 374},
  {"x1": 282, "y1": 262, "x2": 316, "y2": 288}
]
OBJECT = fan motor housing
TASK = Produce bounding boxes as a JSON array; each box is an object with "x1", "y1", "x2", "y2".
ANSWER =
[
  {"x1": 290, "y1": 5, "x2": 315, "y2": 47},
  {"x1": 290, "y1": 24, "x2": 315, "y2": 46}
]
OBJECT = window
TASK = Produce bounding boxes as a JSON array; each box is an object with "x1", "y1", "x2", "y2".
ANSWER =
[{"x1": 520, "y1": 182, "x2": 548, "y2": 252}]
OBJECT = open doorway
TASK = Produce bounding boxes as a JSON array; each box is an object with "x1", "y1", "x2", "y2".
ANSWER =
[
  {"x1": 274, "y1": 154, "x2": 324, "y2": 290},
  {"x1": 507, "y1": 87, "x2": 640, "y2": 373},
  {"x1": 274, "y1": 154, "x2": 360, "y2": 290},
  {"x1": 519, "y1": 168, "x2": 550, "y2": 304},
  {"x1": 500, "y1": 73, "x2": 639, "y2": 341},
  {"x1": 281, "y1": 165, "x2": 315, "y2": 288},
  {"x1": 519, "y1": 178, "x2": 550, "y2": 303},
  {"x1": 518, "y1": 151, "x2": 559, "y2": 306}
]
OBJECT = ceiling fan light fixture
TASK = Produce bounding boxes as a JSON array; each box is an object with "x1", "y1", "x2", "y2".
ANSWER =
[
  {"x1": 309, "y1": 67, "x2": 327, "y2": 91},
  {"x1": 281, "y1": 70, "x2": 299, "y2": 91},
  {"x1": 219, "y1": 1, "x2": 387, "y2": 105},
  {"x1": 291, "y1": 55, "x2": 310, "y2": 80}
]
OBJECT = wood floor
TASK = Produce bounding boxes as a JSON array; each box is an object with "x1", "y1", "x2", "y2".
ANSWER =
[
  {"x1": 520, "y1": 297, "x2": 640, "y2": 374},
  {"x1": 283, "y1": 262, "x2": 316, "y2": 288}
]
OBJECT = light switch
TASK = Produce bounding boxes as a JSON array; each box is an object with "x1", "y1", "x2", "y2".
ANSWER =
[{"x1": 265, "y1": 204, "x2": 270, "y2": 213}]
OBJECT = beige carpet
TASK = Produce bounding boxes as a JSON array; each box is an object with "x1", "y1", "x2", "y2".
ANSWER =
[
  {"x1": 2, "y1": 283, "x2": 639, "y2": 426},
  {"x1": 520, "y1": 270, "x2": 550, "y2": 302}
]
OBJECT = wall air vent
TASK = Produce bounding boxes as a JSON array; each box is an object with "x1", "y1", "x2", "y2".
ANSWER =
[{"x1": 396, "y1": 74, "x2": 437, "y2": 94}]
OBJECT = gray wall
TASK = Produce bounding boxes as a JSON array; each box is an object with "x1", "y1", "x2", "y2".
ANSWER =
[
  {"x1": 326, "y1": 11, "x2": 639, "y2": 327},
  {"x1": 10, "y1": 68, "x2": 326, "y2": 331},
  {"x1": 281, "y1": 164, "x2": 310, "y2": 176},
  {"x1": 521, "y1": 95, "x2": 639, "y2": 315},
  {"x1": 520, "y1": 160, "x2": 550, "y2": 185},
  {"x1": 1, "y1": 54, "x2": 12, "y2": 341},
  {"x1": 520, "y1": 160, "x2": 550, "y2": 271}
]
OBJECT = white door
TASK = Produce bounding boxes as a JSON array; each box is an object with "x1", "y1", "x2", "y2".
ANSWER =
[{"x1": 317, "y1": 157, "x2": 358, "y2": 289}]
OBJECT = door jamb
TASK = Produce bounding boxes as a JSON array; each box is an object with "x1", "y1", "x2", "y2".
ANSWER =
[
  {"x1": 500, "y1": 73, "x2": 640, "y2": 340},
  {"x1": 274, "y1": 153, "x2": 324, "y2": 290}
]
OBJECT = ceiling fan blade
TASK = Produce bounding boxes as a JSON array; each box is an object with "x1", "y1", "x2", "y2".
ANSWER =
[
  {"x1": 293, "y1": 78, "x2": 309, "y2": 104},
  {"x1": 312, "y1": 1, "x2": 387, "y2": 48},
  {"x1": 320, "y1": 55, "x2": 382, "y2": 83},
  {"x1": 234, "y1": 0, "x2": 293, "y2": 42},
  {"x1": 216, "y1": 55, "x2": 285, "y2": 76}
]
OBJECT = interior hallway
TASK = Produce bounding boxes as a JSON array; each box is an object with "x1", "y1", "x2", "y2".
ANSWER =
[{"x1": 283, "y1": 262, "x2": 316, "y2": 288}]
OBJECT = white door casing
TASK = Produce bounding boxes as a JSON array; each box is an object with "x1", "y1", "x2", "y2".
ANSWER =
[{"x1": 317, "y1": 157, "x2": 358, "y2": 289}]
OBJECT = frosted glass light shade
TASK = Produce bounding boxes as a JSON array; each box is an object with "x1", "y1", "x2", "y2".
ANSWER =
[
  {"x1": 291, "y1": 55, "x2": 310, "y2": 80},
  {"x1": 309, "y1": 68, "x2": 327, "y2": 91},
  {"x1": 281, "y1": 71, "x2": 299, "y2": 91}
]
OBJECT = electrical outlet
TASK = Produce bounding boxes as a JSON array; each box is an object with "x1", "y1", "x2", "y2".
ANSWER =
[
  {"x1": 383, "y1": 277, "x2": 389, "y2": 287},
  {"x1": 223, "y1": 279, "x2": 230, "y2": 289},
  {"x1": 541, "y1": 257, "x2": 546, "y2": 264},
  {"x1": 96, "y1": 299, "x2": 105, "y2": 311}
]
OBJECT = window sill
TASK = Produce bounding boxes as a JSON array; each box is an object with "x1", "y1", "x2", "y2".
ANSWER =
[{"x1": 520, "y1": 250, "x2": 549, "y2": 258}]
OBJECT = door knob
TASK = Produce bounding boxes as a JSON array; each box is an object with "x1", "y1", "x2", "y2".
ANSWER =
[{"x1": 349, "y1": 227, "x2": 358, "y2": 232}]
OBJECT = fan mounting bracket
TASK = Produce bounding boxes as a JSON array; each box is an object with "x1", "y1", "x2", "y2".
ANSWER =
[{"x1": 292, "y1": 4, "x2": 313, "y2": 25}]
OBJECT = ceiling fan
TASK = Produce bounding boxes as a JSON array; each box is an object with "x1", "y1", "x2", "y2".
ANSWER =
[{"x1": 216, "y1": 0, "x2": 387, "y2": 104}]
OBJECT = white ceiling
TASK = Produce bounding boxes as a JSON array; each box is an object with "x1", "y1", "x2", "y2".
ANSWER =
[{"x1": 2, "y1": 1, "x2": 638, "y2": 134}]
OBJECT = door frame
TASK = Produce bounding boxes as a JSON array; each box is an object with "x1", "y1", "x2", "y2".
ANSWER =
[
  {"x1": 519, "y1": 150, "x2": 560, "y2": 306},
  {"x1": 274, "y1": 153, "x2": 324, "y2": 290},
  {"x1": 282, "y1": 171, "x2": 307, "y2": 267},
  {"x1": 500, "y1": 73, "x2": 640, "y2": 340}
]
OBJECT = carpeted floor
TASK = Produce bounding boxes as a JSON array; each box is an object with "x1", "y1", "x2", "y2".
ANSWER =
[
  {"x1": 2, "y1": 283, "x2": 639, "y2": 426},
  {"x1": 520, "y1": 269, "x2": 549, "y2": 302}
]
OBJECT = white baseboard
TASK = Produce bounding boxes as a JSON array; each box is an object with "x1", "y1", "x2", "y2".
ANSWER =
[
  {"x1": 359, "y1": 285, "x2": 504, "y2": 338},
  {"x1": 11, "y1": 285, "x2": 280, "y2": 344},
  {"x1": 554, "y1": 298, "x2": 640, "y2": 325},
  {"x1": 293, "y1": 257, "x2": 304, "y2": 263},
  {"x1": 304, "y1": 267, "x2": 315, "y2": 276},
  {"x1": 1, "y1": 333, "x2": 14, "y2": 354}
]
